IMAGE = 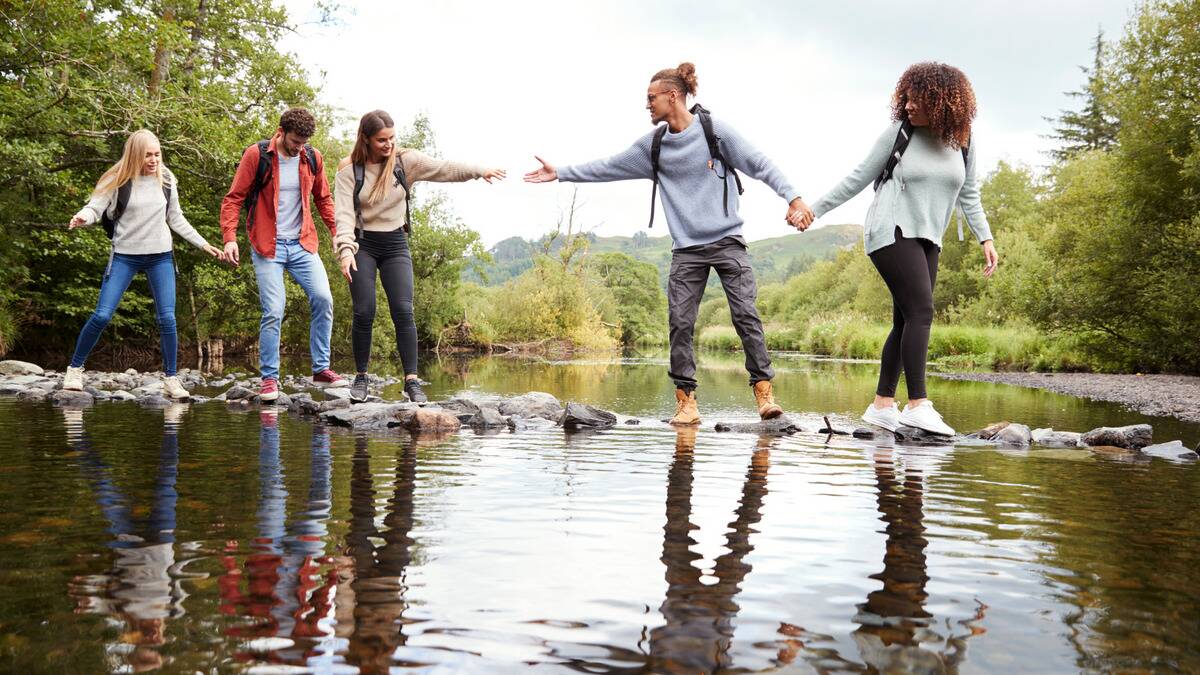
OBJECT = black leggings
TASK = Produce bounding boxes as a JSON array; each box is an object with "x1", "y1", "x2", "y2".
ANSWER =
[
  {"x1": 868, "y1": 228, "x2": 940, "y2": 400},
  {"x1": 349, "y1": 229, "x2": 417, "y2": 375}
]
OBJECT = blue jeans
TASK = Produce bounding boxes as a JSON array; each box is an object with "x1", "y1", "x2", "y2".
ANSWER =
[
  {"x1": 251, "y1": 239, "x2": 334, "y2": 380},
  {"x1": 71, "y1": 252, "x2": 177, "y2": 375}
]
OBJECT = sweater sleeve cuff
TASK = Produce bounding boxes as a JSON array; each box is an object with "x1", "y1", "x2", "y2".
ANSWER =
[{"x1": 557, "y1": 165, "x2": 576, "y2": 182}]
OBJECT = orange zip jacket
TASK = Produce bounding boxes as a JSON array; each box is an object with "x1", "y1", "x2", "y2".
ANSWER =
[{"x1": 220, "y1": 134, "x2": 337, "y2": 258}]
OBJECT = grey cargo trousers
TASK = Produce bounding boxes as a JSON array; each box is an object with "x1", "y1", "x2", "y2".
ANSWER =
[{"x1": 667, "y1": 236, "x2": 774, "y2": 391}]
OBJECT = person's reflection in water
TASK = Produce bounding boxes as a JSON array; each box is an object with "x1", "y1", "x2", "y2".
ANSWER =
[
  {"x1": 335, "y1": 434, "x2": 419, "y2": 672},
  {"x1": 849, "y1": 448, "x2": 986, "y2": 673},
  {"x1": 68, "y1": 404, "x2": 198, "y2": 672},
  {"x1": 221, "y1": 411, "x2": 337, "y2": 666},
  {"x1": 647, "y1": 428, "x2": 772, "y2": 673}
]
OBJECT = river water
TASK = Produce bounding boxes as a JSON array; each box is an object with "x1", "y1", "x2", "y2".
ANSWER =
[{"x1": 1, "y1": 352, "x2": 1197, "y2": 673}]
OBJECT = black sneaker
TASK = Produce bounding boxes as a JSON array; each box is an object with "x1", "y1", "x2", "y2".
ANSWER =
[
  {"x1": 403, "y1": 378, "x2": 427, "y2": 403},
  {"x1": 350, "y1": 373, "x2": 369, "y2": 402}
]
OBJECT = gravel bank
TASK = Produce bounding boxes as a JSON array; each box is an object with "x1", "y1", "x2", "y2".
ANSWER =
[{"x1": 935, "y1": 372, "x2": 1200, "y2": 423}]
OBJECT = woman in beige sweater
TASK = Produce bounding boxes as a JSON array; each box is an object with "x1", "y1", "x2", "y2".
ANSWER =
[{"x1": 334, "y1": 110, "x2": 504, "y2": 402}]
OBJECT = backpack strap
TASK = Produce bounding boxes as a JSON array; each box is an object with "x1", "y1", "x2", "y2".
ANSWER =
[
  {"x1": 690, "y1": 103, "x2": 744, "y2": 217},
  {"x1": 874, "y1": 120, "x2": 914, "y2": 192},
  {"x1": 647, "y1": 124, "x2": 668, "y2": 228},
  {"x1": 303, "y1": 144, "x2": 319, "y2": 175},
  {"x1": 101, "y1": 180, "x2": 134, "y2": 239},
  {"x1": 242, "y1": 139, "x2": 273, "y2": 227},
  {"x1": 392, "y1": 157, "x2": 411, "y2": 234},
  {"x1": 352, "y1": 161, "x2": 366, "y2": 238}
]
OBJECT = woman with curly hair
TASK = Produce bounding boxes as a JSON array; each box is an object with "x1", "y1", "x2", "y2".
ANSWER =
[{"x1": 811, "y1": 62, "x2": 999, "y2": 436}]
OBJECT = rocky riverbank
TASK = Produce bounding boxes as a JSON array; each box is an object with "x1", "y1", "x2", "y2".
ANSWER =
[
  {"x1": 0, "y1": 359, "x2": 1196, "y2": 462},
  {"x1": 935, "y1": 371, "x2": 1200, "y2": 424}
]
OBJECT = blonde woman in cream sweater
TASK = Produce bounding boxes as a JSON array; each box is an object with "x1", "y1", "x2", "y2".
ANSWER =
[{"x1": 334, "y1": 110, "x2": 505, "y2": 403}]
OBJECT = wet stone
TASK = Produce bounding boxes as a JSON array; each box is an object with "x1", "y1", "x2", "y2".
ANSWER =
[
  {"x1": 498, "y1": 392, "x2": 564, "y2": 422},
  {"x1": 1081, "y1": 424, "x2": 1153, "y2": 450},
  {"x1": 1140, "y1": 440, "x2": 1198, "y2": 462},
  {"x1": 321, "y1": 402, "x2": 416, "y2": 430},
  {"x1": 994, "y1": 423, "x2": 1033, "y2": 447},
  {"x1": 223, "y1": 385, "x2": 255, "y2": 401},
  {"x1": 0, "y1": 360, "x2": 44, "y2": 376},
  {"x1": 852, "y1": 427, "x2": 877, "y2": 439},
  {"x1": 1032, "y1": 428, "x2": 1083, "y2": 448},
  {"x1": 50, "y1": 390, "x2": 94, "y2": 407},
  {"x1": 714, "y1": 416, "x2": 802, "y2": 435},
  {"x1": 406, "y1": 408, "x2": 461, "y2": 433},
  {"x1": 16, "y1": 389, "x2": 47, "y2": 402},
  {"x1": 624, "y1": 419, "x2": 641, "y2": 425},
  {"x1": 894, "y1": 426, "x2": 954, "y2": 444},
  {"x1": 560, "y1": 402, "x2": 617, "y2": 432},
  {"x1": 467, "y1": 406, "x2": 508, "y2": 430},
  {"x1": 138, "y1": 394, "x2": 174, "y2": 408}
]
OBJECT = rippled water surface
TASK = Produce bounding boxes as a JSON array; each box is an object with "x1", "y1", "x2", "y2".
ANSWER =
[{"x1": 1, "y1": 352, "x2": 1198, "y2": 673}]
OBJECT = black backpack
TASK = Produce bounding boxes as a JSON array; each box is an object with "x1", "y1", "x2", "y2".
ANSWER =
[
  {"x1": 243, "y1": 139, "x2": 318, "y2": 226},
  {"x1": 352, "y1": 158, "x2": 410, "y2": 235},
  {"x1": 99, "y1": 179, "x2": 173, "y2": 239},
  {"x1": 873, "y1": 119, "x2": 969, "y2": 191},
  {"x1": 648, "y1": 103, "x2": 744, "y2": 228}
]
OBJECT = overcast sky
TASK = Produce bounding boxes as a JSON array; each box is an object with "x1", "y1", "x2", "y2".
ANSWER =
[{"x1": 280, "y1": 0, "x2": 1136, "y2": 248}]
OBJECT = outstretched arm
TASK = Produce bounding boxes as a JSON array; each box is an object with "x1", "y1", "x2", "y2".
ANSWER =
[
  {"x1": 810, "y1": 123, "x2": 899, "y2": 219},
  {"x1": 401, "y1": 149, "x2": 499, "y2": 185},
  {"x1": 526, "y1": 135, "x2": 654, "y2": 185}
]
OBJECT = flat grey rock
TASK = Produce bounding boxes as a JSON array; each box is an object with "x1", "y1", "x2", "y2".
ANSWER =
[
  {"x1": 714, "y1": 416, "x2": 802, "y2": 435},
  {"x1": 6, "y1": 375, "x2": 48, "y2": 386},
  {"x1": 1081, "y1": 424, "x2": 1153, "y2": 450},
  {"x1": 852, "y1": 427, "x2": 877, "y2": 439},
  {"x1": 324, "y1": 387, "x2": 351, "y2": 401},
  {"x1": 138, "y1": 394, "x2": 174, "y2": 408},
  {"x1": 16, "y1": 389, "x2": 47, "y2": 402},
  {"x1": 1140, "y1": 440, "x2": 1198, "y2": 462},
  {"x1": 1031, "y1": 428, "x2": 1083, "y2": 448},
  {"x1": 0, "y1": 360, "x2": 44, "y2": 376},
  {"x1": 321, "y1": 402, "x2": 417, "y2": 430},
  {"x1": 51, "y1": 389, "x2": 94, "y2": 407},
  {"x1": 0, "y1": 384, "x2": 27, "y2": 396},
  {"x1": 994, "y1": 423, "x2": 1033, "y2": 447},
  {"x1": 467, "y1": 406, "x2": 508, "y2": 429},
  {"x1": 223, "y1": 385, "x2": 255, "y2": 401},
  {"x1": 894, "y1": 425, "x2": 954, "y2": 445},
  {"x1": 498, "y1": 392, "x2": 563, "y2": 422}
]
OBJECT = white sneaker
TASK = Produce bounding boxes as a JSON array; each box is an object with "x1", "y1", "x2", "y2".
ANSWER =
[
  {"x1": 862, "y1": 402, "x2": 901, "y2": 432},
  {"x1": 63, "y1": 366, "x2": 85, "y2": 391},
  {"x1": 162, "y1": 376, "x2": 190, "y2": 400},
  {"x1": 898, "y1": 400, "x2": 955, "y2": 436}
]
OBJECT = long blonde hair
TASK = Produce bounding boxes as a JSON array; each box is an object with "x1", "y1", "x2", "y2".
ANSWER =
[
  {"x1": 349, "y1": 110, "x2": 399, "y2": 206},
  {"x1": 92, "y1": 129, "x2": 165, "y2": 197}
]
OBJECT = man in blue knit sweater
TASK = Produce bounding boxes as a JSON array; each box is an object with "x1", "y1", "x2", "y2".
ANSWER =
[{"x1": 525, "y1": 62, "x2": 814, "y2": 425}]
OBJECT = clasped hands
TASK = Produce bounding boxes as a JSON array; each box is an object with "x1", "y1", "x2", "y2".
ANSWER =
[{"x1": 786, "y1": 198, "x2": 815, "y2": 231}]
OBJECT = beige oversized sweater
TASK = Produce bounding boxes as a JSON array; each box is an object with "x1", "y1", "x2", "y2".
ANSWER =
[{"x1": 333, "y1": 149, "x2": 485, "y2": 261}]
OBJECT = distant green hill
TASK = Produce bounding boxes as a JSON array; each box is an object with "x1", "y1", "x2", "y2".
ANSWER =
[{"x1": 465, "y1": 223, "x2": 862, "y2": 288}]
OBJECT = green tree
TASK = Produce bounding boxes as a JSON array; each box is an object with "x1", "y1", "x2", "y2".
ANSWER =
[
  {"x1": 589, "y1": 252, "x2": 666, "y2": 344},
  {"x1": 1046, "y1": 28, "x2": 1121, "y2": 160}
]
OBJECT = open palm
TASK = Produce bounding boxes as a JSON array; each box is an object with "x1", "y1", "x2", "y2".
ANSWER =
[{"x1": 523, "y1": 156, "x2": 557, "y2": 184}]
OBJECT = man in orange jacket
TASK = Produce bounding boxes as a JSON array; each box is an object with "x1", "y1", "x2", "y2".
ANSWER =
[{"x1": 220, "y1": 108, "x2": 347, "y2": 401}]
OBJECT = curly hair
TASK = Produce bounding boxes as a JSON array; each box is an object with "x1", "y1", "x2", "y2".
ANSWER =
[
  {"x1": 279, "y1": 107, "x2": 317, "y2": 137},
  {"x1": 651, "y1": 62, "x2": 698, "y2": 96},
  {"x1": 891, "y1": 62, "x2": 976, "y2": 149}
]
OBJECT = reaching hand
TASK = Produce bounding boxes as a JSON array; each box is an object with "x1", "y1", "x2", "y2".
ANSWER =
[
  {"x1": 982, "y1": 240, "x2": 999, "y2": 278},
  {"x1": 482, "y1": 168, "x2": 507, "y2": 184},
  {"x1": 339, "y1": 254, "x2": 357, "y2": 282},
  {"x1": 523, "y1": 156, "x2": 557, "y2": 184},
  {"x1": 202, "y1": 244, "x2": 224, "y2": 261},
  {"x1": 68, "y1": 216, "x2": 86, "y2": 230},
  {"x1": 223, "y1": 241, "x2": 240, "y2": 267},
  {"x1": 786, "y1": 198, "x2": 815, "y2": 231}
]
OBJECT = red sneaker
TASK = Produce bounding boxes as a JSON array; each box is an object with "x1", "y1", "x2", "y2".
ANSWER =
[
  {"x1": 259, "y1": 377, "x2": 279, "y2": 402},
  {"x1": 313, "y1": 368, "x2": 348, "y2": 388}
]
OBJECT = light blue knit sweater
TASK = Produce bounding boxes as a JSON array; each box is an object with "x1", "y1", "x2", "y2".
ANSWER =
[
  {"x1": 812, "y1": 122, "x2": 992, "y2": 254},
  {"x1": 556, "y1": 115, "x2": 801, "y2": 249}
]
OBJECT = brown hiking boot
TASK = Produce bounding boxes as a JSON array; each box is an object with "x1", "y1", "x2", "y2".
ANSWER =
[
  {"x1": 670, "y1": 388, "x2": 701, "y2": 426},
  {"x1": 753, "y1": 380, "x2": 783, "y2": 420}
]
